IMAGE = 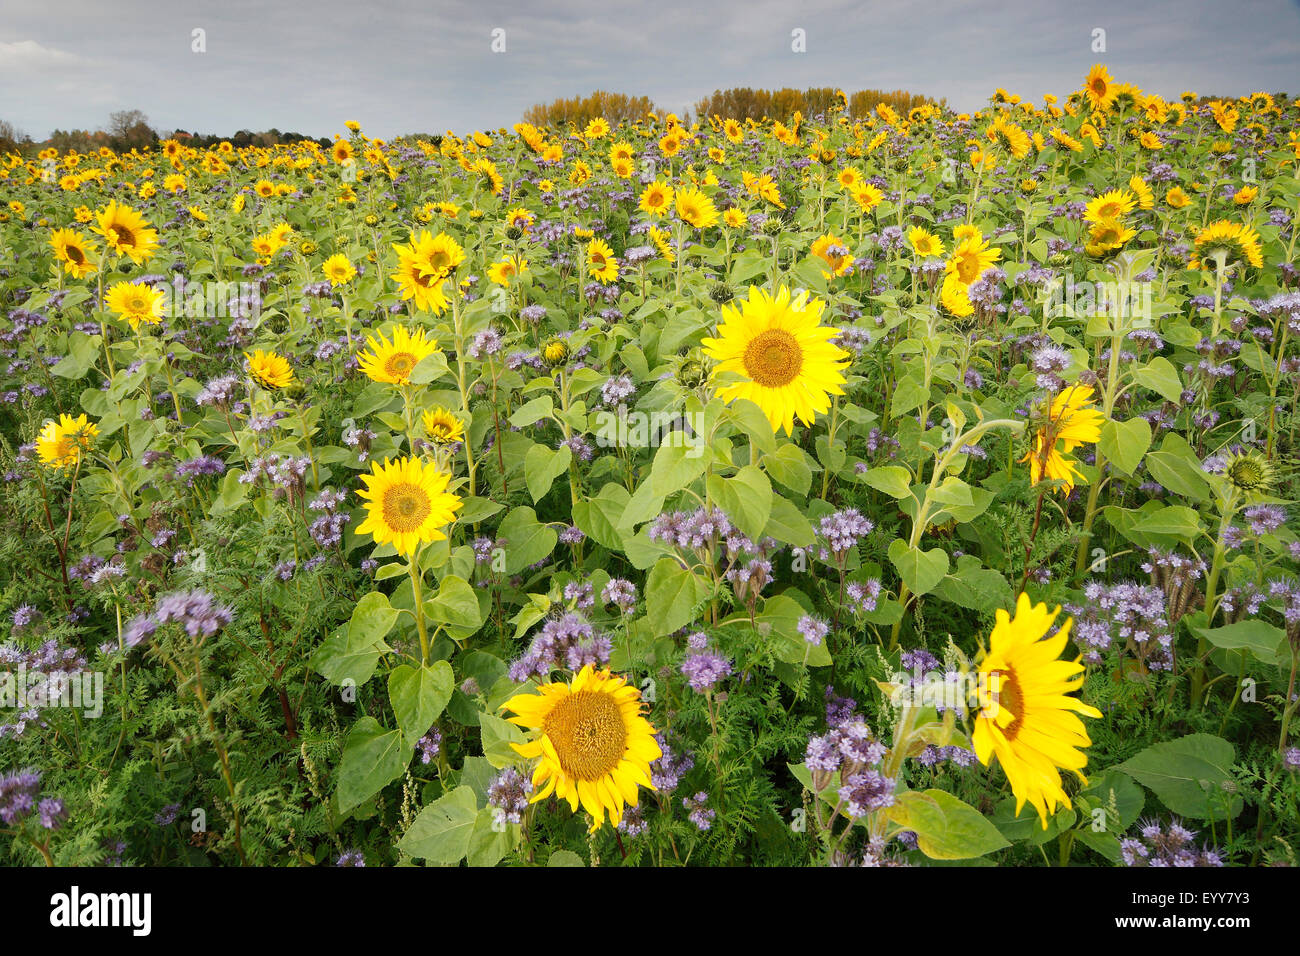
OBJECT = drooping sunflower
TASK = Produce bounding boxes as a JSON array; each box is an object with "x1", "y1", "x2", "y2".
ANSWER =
[
  {"x1": 36, "y1": 413, "x2": 99, "y2": 471},
  {"x1": 50, "y1": 228, "x2": 97, "y2": 278},
  {"x1": 502, "y1": 665, "x2": 661, "y2": 832},
  {"x1": 355, "y1": 456, "x2": 462, "y2": 557},
  {"x1": 973, "y1": 593, "x2": 1103, "y2": 828},
  {"x1": 92, "y1": 201, "x2": 158, "y2": 264},
  {"x1": 106, "y1": 280, "x2": 166, "y2": 331},
  {"x1": 586, "y1": 239, "x2": 619, "y2": 282},
  {"x1": 675, "y1": 185, "x2": 719, "y2": 229},
  {"x1": 1020, "y1": 384, "x2": 1105, "y2": 492},
  {"x1": 700, "y1": 285, "x2": 850, "y2": 435},
  {"x1": 487, "y1": 254, "x2": 528, "y2": 286},
  {"x1": 1191, "y1": 220, "x2": 1263, "y2": 270},
  {"x1": 940, "y1": 273, "x2": 974, "y2": 317},
  {"x1": 356, "y1": 326, "x2": 440, "y2": 386},
  {"x1": 422, "y1": 406, "x2": 465, "y2": 445},
  {"x1": 321, "y1": 253, "x2": 356, "y2": 286},
  {"x1": 945, "y1": 233, "x2": 1002, "y2": 287},
  {"x1": 245, "y1": 349, "x2": 295, "y2": 389},
  {"x1": 1084, "y1": 217, "x2": 1137, "y2": 258},
  {"x1": 1128, "y1": 176, "x2": 1154, "y2": 210}
]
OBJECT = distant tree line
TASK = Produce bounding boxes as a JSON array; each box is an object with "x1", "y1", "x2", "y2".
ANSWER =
[
  {"x1": 694, "y1": 86, "x2": 945, "y2": 121},
  {"x1": 521, "y1": 91, "x2": 665, "y2": 129},
  {"x1": 0, "y1": 109, "x2": 330, "y2": 155}
]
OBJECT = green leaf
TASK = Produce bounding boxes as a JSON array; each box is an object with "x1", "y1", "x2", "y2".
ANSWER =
[
  {"x1": 706, "y1": 465, "x2": 772, "y2": 541},
  {"x1": 573, "y1": 483, "x2": 631, "y2": 551},
  {"x1": 388, "y1": 662, "x2": 454, "y2": 746},
  {"x1": 547, "y1": 849, "x2": 585, "y2": 867},
  {"x1": 761, "y1": 443, "x2": 813, "y2": 495},
  {"x1": 1115, "y1": 734, "x2": 1242, "y2": 822},
  {"x1": 1132, "y1": 356, "x2": 1183, "y2": 403},
  {"x1": 478, "y1": 711, "x2": 527, "y2": 768},
  {"x1": 496, "y1": 507, "x2": 557, "y2": 574},
  {"x1": 762, "y1": 495, "x2": 816, "y2": 548},
  {"x1": 398, "y1": 785, "x2": 479, "y2": 864},
  {"x1": 336, "y1": 717, "x2": 411, "y2": 813},
  {"x1": 425, "y1": 575, "x2": 484, "y2": 641},
  {"x1": 650, "y1": 434, "x2": 710, "y2": 496},
  {"x1": 887, "y1": 539, "x2": 949, "y2": 597},
  {"x1": 310, "y1": 623, "x2": 388, "y2": 686},
  {"x1": 350, "y1": 590, "x2": 400, "y2": 644},
  {"x1": 1144, "y1": 433, "x2": 1210, "y2": 501},
  {"x1": 1099, "y1": 417, "x2": 1151, "y2": 475},
  {"x1": 858, "y1": 465, "x2": 913, "y2": 500},
  {"x1": 1191, "y1": 619, "x2": 1289, "y2": 666},
  {"x1": 509, "y1": 395, "x2": 553, "y2": 428},
  {"x1": 886, "y1": 789, "x2": 1010, "y2": 860},
  {"x1": 467, "y1": 808, "x2": 518, "y2": 867},
  {"x1": 524, "y1": 443, "x2": 571, "y2": 503},
  {"x1": 645, "y1": 557, "x2": 709, "y2": 636}
]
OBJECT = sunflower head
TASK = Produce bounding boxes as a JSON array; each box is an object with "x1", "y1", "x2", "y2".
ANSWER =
[
  {"x1": 503, "y1": 666, "x2": 661, "y2": 832},
  {"x1": 700, "y1": 285, "x2": 850, "y2": 435},
  {"x1": 974, "y1": 593, "x2": 1102, "y2": 828},
  {"x1": 1221, "y1": 450, "x2": 1274, "y2": 498},
  {"x1": 356, "y1": 326, "x2": 440, "y2": 386},
  {"x1": 541, "y1": 337, "x2": 570, "y2": 368},
  {"x1": 245, "y1": 349, "x2": 295, "y2": 389},
  {"x1": 36, "y1": 413, "x2": 99, "y2": 471},
  {"x1": 355, "y1": 456, "x2": 462, "y2": 557},
  {"x1": 421, "y1": 407, "x2": 465, "y2": 445}
]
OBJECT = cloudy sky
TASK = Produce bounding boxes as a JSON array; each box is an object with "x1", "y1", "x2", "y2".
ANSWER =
[{"x1": 3, "y1": 0, "x2": 1298, "y2": 140}]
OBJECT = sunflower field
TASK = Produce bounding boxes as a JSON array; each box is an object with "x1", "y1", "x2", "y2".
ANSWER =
[{"x1": 2, "y1": 68, "x2": 1299, "y2": 869}]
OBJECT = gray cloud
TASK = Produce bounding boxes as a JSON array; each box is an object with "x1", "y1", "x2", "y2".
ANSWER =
[{"x1": 1, "y1": 0, "x2": 1297, "y2": 140}]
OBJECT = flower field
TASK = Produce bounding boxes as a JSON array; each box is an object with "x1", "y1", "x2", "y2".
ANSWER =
[{"x1": 2, "y1": 69, "x2": 1299, "y2": 868}]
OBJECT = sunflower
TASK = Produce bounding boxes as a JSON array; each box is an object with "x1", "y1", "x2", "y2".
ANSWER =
[
  {"x1": 106, "y1": 280, "x2": 165, "y2": 331},
  {"x1": 245, "y1": 349, "x2": 295, "y2": 389},
  {"x1": 391, "y1": 231, "x2": 463, "y2": 313},
  {"x1": 675, "y1": 185, "x2": 719, "y2": 229},
  {"x1": 940, "y1": 273, "x2": 974, "y2": 317},
  {"x1": 1219, "y1": 449, "x2": 1274, "y2": 498},
  {"x1": 1165, "y1": 186, "x2": 1191, "y2": 209},
  {"x1": 541, "y1": 337, "x2": 570, "y2": 367},
  {"x1": 92, "y1": 201, "x2": 158, "y2": 264},
  {"x1": 1083, "y1": 188, "x2": 1137, "y2": 223},
  {"x1": 1083, "y1": 64, "x2": 1118, "y2": 113},
  {"x1": 973, "y1": 593, "x2": 1102, "y2": 828},
  {"x1": 50, "y1": 228, "x2": 97, "y2": 278},
  {"x1": 322, "y1": 254, "x2": 356, "y2": 286},
  {"x1": 810, "y1": 233, "x2": 852, "y2": 279},
  {"x1": 502, "y1": 665, "x2": 661, "y2": 832},
  {"x1": 487, "y1": 254, "x2": 528, "y2": 286},
  {"x1": 36, "y1": 413, "x2": 99, "y2": 471},
  {"x1": 1020, "y1": 384, "x2": 1105, "y2": 492},
  {"x1": 422, "y1": 406, "x2": 465, "y2": 444},
  {"x1": 1084, "y1": 217, "x2": 1136, "y2": 258},
  {"x1": 907, "y1": 226, "x2": 944, "y2": 258},
  {"x1": 1128, "y1": 176, "x2": 1154, "y2": 210},
  {"x1": 355, "y1": 456, "x2": 462, "y2": 556},
  {"x1": 648, "y1": 226, "x2": 675, "y2": 262},
  {"x1": 638, "y1": 180, "x2": 673, "y2": 218},
  {"x1": 1192, "y1": 220, "x2": 1263, "y2": 269},
  {"x1": 722, "y1": 207, "x2": 747, "y2": 229},
  {"x1": 723, "y1": 118, "x2": 744, "y2": 143},
  {"x1": 356, "y1": 326, "x2": 440, "y2": 386},
  {"x1": 701, "y1": 285, "x2": 850, "y2": 435},
  {"x1": 945, "y1": 234, "x2": 1001, "y2": 286},
  {"x1": 586, "y1": 239, "x2": 619, "y2": 282}
]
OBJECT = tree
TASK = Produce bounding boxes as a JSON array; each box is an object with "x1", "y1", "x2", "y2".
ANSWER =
[
  {"x1": 0, "y1": 119, "x2": 29, "y2": 154},
  {"x1": 106, "y1": 109, "x2": 156, "y2": 151},
  {"x1": 522, "y1": 91, "x2": 664, "y2": 129}
]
